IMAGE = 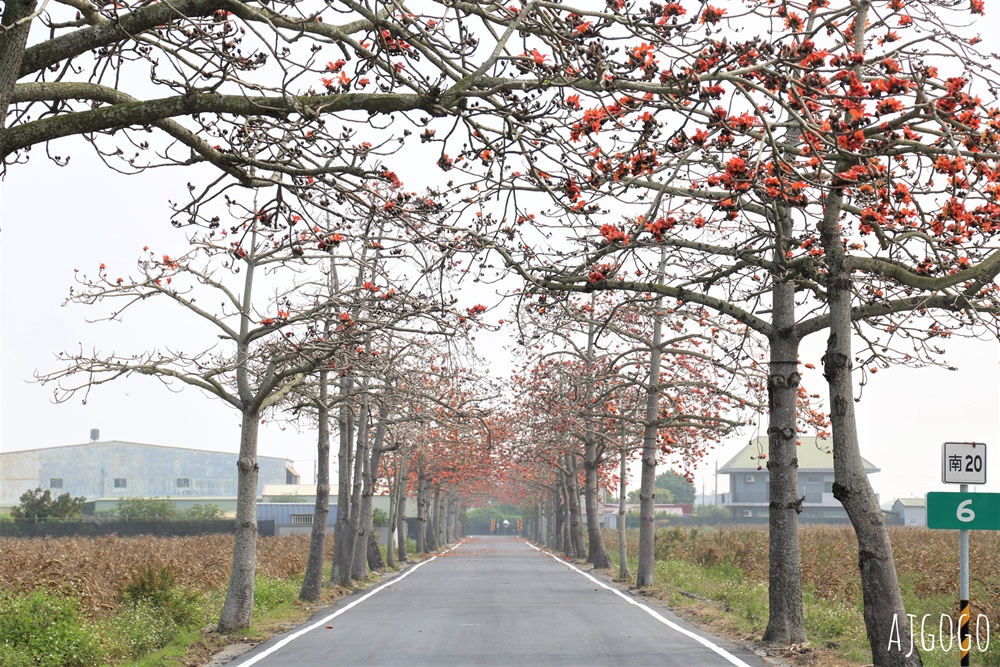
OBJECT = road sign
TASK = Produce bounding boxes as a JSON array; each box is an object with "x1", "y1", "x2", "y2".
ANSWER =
[
  {"x1": 927, "y1": 492, "x2": 1000, "y2": 530},
  {"x1": 942, "y1": 442, "x2": 987, "y2": 484}
]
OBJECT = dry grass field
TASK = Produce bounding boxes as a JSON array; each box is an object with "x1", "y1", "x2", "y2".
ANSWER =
[
  {"x1": 605, "y1": 525, "x2": 1000, "y2": 665},
  {"x1": 631, "y1": 526, "x2": 1000, "y2": 620},
  {"x1": 0, "y1": 534, "x2": 331, "y2": 616}
]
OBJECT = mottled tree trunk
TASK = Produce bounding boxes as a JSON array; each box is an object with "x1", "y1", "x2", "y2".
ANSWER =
[
  {"x1": 581, "y1": 305, "x2": 611, "y2": 567},
  {"x1": 0, "y1": 0, "x2": 37, "y2": 131},
  {"x1": 535, "y1": 498, "x2": 544, "y2": 544},
  {"x1": 386, "y1": 457, "x2": 399, "y2": 569},
  {"x1": 357, "y1": 417, "x2": 386, "y2": 578},
  {"x1": 636, "y1": 294, "x2": 664, "y2": 587},
  {"x1": 300, "y1": 373, "x2": 331, "y2": 601},
  {"x1": 547, "y1": 490, "x2": 562, "y2": 550},
  {"x1": 583, "y1": 437, "x2": 611, "y2": 568},
  {"x1": 618, "y1": 428, "x2": 630, "y2": 581},
  {"x1": 366, "y1": 532, "x2": 384, "y2": 571},
  {"x1": 553, "y1": 481, "x2": 565, "y2": 552},
  {"x1": 218, "y1": 410, "x2": 260, "y2": 631},
  {"x1": 416, "y1": 465, "x2": 429, "y2": 553},
  {"x1": 820, "y1": 182, "x2": 921, "y2": 666},
  {"x1": 396, "y1": 450, "x2": 409, "y2": 563},
  {"x1": 445, "y1": 494, "x2": 457, "y2": 543},
  {"x1": 427, "y1": 485, "x2": 441, "y2": 551},
  {"x1": 331, "y1": 376, "x2": 354, "y2": 585},
  {"x1": 347, "y1": 391, "x2": 369, "y2": 580},
  {"x1": 567, "y1": 456, "x2": 586, "y2": 559},
  {"x1": 762, "y1": 286, "x2": 807, "y2": 644}
]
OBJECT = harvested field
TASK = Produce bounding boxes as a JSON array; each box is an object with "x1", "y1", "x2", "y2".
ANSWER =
[
  {"x1": 0, "y1": 534, "x2": 332, "y2": 616},
  {"x1": 606, "y1": 525, "x2": 1000, "y2": 632}
]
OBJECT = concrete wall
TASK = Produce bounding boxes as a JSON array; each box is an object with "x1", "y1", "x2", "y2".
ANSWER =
[{"x1": 1, "y1": 442, "x2": 292, "y2": 507}]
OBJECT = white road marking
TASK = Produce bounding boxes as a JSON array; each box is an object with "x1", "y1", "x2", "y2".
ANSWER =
[
  {"x1": 526, "y1": 542, "x2": 755, "y2": 667},
  {"x1": 237, "y1": 540, "x2": 465, "y2": 666}
]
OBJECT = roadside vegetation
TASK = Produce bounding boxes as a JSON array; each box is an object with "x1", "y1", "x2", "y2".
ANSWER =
[
  {"x1": 604, "y1": 526, "x2": 1000, "y2": 667},
  {"x1": 0, "y1": 534, "x2": 409, "y2": 666}
]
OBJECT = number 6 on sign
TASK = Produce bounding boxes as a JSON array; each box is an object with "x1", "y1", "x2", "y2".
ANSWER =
[
  {"x1": 958, "y1": 499, "x2": 976, "y2": 523},
  {"x1": 928, "y1": 492, "x2": 1000, "y2": 530}
]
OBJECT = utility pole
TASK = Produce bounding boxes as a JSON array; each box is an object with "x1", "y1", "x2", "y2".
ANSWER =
[{"x1": 714, "y1": 460, "x2": 719, "y2": 506}]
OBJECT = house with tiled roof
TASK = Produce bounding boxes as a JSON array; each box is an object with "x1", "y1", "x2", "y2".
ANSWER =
[{"x1": 718, "y1": 436, "x2": 879, "y2": 522}]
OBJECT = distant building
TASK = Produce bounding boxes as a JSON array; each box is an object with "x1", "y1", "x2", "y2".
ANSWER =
[
  {"x1": 718, "y1": 436, "x2": 879, "y2": 522},
  {"x1": 0, "y1": 440, "x2": 299, "y2": 511},
  {"x1": 261, "y1": 486, "x2": 392, "y2": 513},
  {"x1": 891, "y1": 497, "x2": 926, "y2": 526},
  {"x1": 257, "y1": 491, "x2": 392, "y2": 539},
  {"x1": 257, "y1": 502, "x2": 337, "y2": 536},
  {"x1": 596, "y1": 501, "x2": 693, "y2": 529}
]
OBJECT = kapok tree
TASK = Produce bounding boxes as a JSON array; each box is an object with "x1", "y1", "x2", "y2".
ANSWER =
[
  {"x1": 512, "y1": 286, "x2": 760, "y2": 573},
  {"x1": 2, "y1": 0, "x2": 613, "y2": 227},
  {"x1": 277, "y1": 182, "x2": 482, "y2": 588},
  {"x1": 36, "y1": 208, "x2": 378, "y2": 631},
  {"x1": 526, "y1": 286, "x2": 763, "y2": 578},
  {"x1": 447, "y1": 2, "x2": 1000, "y2": 660}
]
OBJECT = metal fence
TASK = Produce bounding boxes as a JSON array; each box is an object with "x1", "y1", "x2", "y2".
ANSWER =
[{"x1": 0, "y1": 518, "x2": 277, "y2": 538}]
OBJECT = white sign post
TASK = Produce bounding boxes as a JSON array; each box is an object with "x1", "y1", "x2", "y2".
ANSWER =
[{"x1": 940, "y1": 442, "x2": 987, "y2": 666}]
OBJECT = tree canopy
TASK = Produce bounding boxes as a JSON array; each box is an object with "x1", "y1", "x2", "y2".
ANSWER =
[{"x1": 10, "y1": 488, "x2": 86, "y2": 520}]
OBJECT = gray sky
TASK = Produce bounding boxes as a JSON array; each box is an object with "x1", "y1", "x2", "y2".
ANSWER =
[{"x1": 4, "y1": 121, "x2": 1000, "y2": 507}]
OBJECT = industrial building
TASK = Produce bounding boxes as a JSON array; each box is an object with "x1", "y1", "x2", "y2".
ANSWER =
[{"x1": 0, "y1": 438, "x2": 299, "y2": 512}]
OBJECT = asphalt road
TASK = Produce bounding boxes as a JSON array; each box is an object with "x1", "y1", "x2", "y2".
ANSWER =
[{"x1": 227, "y1": 536, "x2": 769, "y2": 667}]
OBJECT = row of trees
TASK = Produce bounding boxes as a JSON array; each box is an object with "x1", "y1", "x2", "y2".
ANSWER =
[
  {"x1": 9, "y1": 0, "x2": 1000, "y2": 664},
  {"x1": 8, "y1": 490, "x2": 224, "y2": 520}
]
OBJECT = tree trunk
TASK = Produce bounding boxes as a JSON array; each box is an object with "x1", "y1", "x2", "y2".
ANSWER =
[
  {"x1": 396, "y1": 450, "x2": 409, "y2": 563},
  {"x1": 361, "y1": 417, "x2": 386, "y2": 574},
  {"x1": 0, "y1": 0, "x2": 38, "y2": 131},
  {"x1": 636, "y1": 293, "x2": 664, "y2": 587},
  {"x1": 366, "y1": 531, "x2": 384, "y2": 571},
  {"x1": 331, "y1": 376, "x2": 355, "y2": 585},
  {"x1": 218, "y1": 409, "x2": 260, "y2": 631},
  {"x1": 427, "y1": 484, "x2": 440, "y2": 551},
  {"x1": 416, "y1": 464, "x2": 429, "y2": 554},
  {"x1": 535, "y1": 498, "x2": 544, "y2": 544},
  {"x1": 567, "y1": 455, "x2": 587, "y2": 559},
  {"x1": 300, "y1": 373, "x2": 331, "y2": 602},
  {"x1": 349, "y1": 394, "x2": 373, "y2": 581},
  {"x1": 561, "y1": 486, "x2": 572, "y2": 555},
  {"x1": 618, "y1": 427, "x2": 630, "y2": 581},
  {"x1": 386, "y1": 457, "x2": 398, "y2": 569},
  {"x1": 549, "y1": 488, "x2": 563, "y2": 551},
  {"x1": 444, "y1": 494, "x2": 455, "y2": 543},
  {"x1": 820, "y1": 182, "x2": 921, "y2": 666},
  {"x1": 581, "y1": 301, "x2": 611, "y2": 567},
  {"x1": 583, "y1": 437, "x2": 611, "y2": 568},
  {"x1": 555, "y1": 471, "x2": 570, "y2": 555},
  {"x1": 762, "y1": 288, "x2": 807, "y2": 643}
]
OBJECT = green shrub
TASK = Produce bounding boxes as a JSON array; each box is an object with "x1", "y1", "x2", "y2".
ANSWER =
[
  {"x1": 120, "y1": 567, "x2": 203, "y2": 627},
  {"x1": 0, "y1": 643, "x2": 33, "y2": 667},
  {"x1": 253, "y1": 576, "x2": 299, "y2": 615},
  {"x1": 372, "y1": 508, "x2": 389, "y2": 527},
  {"x1": 115, "y1": 498, "x2": 176, "y2": 519},
  {"x1": 0, "y1": 589, "x2": 105, "y2": 667},
  {"x1": 105, "y1": 600, "x2": 177, "y2": 661},
  {"x1": 183, "y1": 503, "x2": 224, "y2": 520}
]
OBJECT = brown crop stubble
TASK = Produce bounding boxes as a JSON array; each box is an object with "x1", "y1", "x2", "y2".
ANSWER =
[
  {"x1": 0, "y1": 534, "x2": 333, "y2": 616},
  {"x1": 604, "y1": 526, "x2": 1000, "y2": 624}
]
